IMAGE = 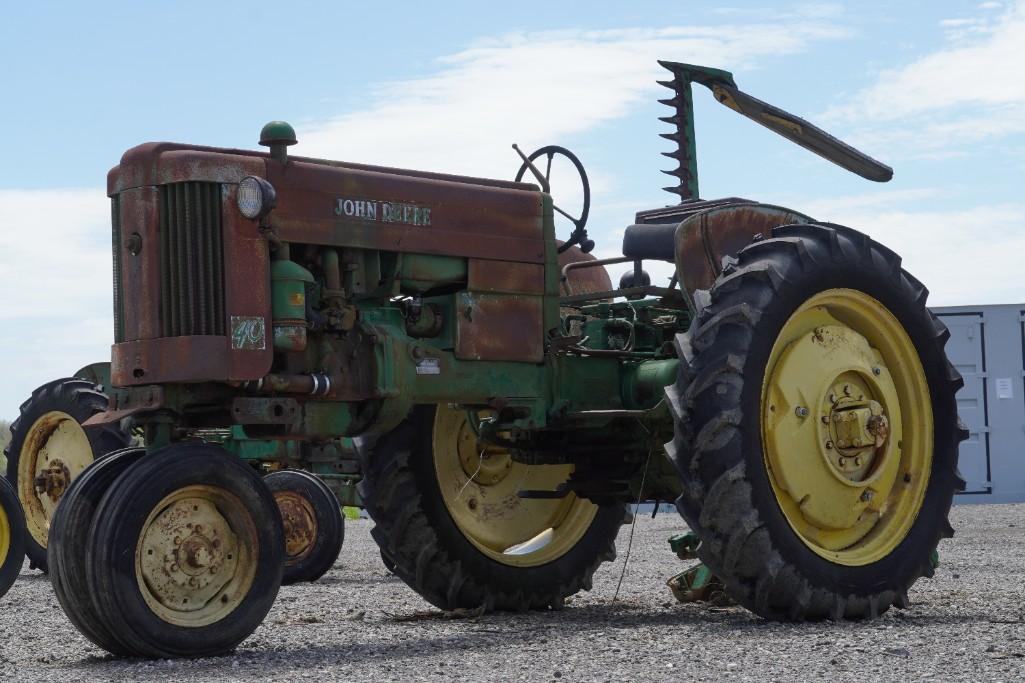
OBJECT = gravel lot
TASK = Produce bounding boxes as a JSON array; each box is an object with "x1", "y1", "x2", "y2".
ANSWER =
[{"x1": 0, "y1": 504, "x2": 1023, "y2": 682}]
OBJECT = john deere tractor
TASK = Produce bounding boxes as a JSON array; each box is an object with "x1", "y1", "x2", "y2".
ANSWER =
[{"x1": 42, "y1": 61, "x2": 963, "y2": 658}]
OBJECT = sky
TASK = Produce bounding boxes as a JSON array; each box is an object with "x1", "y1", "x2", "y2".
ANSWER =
[{"x1": 0, "y1": 0, "x2": 1022, "y2": 418}]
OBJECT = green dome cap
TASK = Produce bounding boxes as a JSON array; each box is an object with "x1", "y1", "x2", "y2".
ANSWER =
[{"x1": 259, "y1": 121, "x2": 297, "y2": 148}]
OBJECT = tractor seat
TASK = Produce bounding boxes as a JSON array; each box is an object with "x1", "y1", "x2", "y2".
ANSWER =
[{"x1": 621, "y1": 223, "x2": 678, "y2": 262}]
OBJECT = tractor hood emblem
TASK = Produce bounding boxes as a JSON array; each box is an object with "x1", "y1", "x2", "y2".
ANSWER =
[{"x1": 334, "y1": 197, "x2": 432, "y2": 227}]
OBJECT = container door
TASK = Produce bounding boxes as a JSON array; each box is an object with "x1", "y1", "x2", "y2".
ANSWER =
[{"x1": 938, "y1": 312, "x2": 991, "y2": 495}]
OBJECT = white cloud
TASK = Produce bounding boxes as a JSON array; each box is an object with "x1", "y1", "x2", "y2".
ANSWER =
[
  {"x1": 301, "y1": 23, "x2": 848, "y2": 179},
  {"x1": 797, "y1": 191, "x2": 1025, "y2": 306},
  {"x1": 0, "y1": 189, "x2": 114, "y2": 417},
  {"x1": 828, "y1": 1, "x2": 1025, "y2": 156}
]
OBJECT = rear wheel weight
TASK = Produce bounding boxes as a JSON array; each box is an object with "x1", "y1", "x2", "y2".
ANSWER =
[
  {"x1": 265, "y1": 470, "x2": 345, "y2": 585},
  {"x1": 85, "y1": 443, "x2": 284, "y2": 659},
  {"x1": 666, "y1": 223, "x2": 965, "y2": 620},
  {"x1": 356, "y1": 405, "x2": 625, "y2": 611},
  {"x1": 5, "y1": 378, "x2": 131, "y2": 572},
  {"x1": 0, "y1": 476, "x2": 26, "y2": 598}
]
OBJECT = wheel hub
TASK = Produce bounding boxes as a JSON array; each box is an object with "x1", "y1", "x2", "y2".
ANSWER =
[
  {"x1": 273, "y1": 491, "x2": 318, "y2": 560},
  {"x1": 33, "y1": 459, "x2": 71, "y2": 502},
  {"x1": 824, "y1": 389, "x2": 889, "y2": 481},
  {"x1": 456, "y1": 421, "x2": 512, "y2": 486},
  {"x1": 139, "y1": 496, "x2": 239, "y2": 614}
]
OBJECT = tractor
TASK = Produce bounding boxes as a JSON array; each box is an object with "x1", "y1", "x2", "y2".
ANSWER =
[{"x1": 34, "y1": 61, "x2": 962, "y2": 659}]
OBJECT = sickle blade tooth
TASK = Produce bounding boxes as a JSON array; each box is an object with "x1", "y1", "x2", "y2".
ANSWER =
[
  {"x1": 659, "y1": 96, "x2": 683, "y2": 108},
  {"x1": 659, "y1": 115, "x2": 682, "y2": 125},
  {"x1": 660, "y1": 132, "x2": 681, "y2": 142},
  {"x1": 657, "y1": 79, "x2": 677, "y2": 90}
]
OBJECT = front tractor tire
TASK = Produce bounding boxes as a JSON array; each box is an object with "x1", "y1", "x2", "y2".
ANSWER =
[
  {"x1": 57, "y1": 443, "x2": 284, "y2": 658},
  {"x1": 265, "y1": 470, "x2": 345, "y2": 585},
  {"x1": 666, "y1": 223, "x2": 965, "y2": 620},
  {"x1": 5, "y1": 378, "x2": 131, "y2": 572},
  {"x1": 357, "y1": 405, "x2": 625, "y2": 611}
]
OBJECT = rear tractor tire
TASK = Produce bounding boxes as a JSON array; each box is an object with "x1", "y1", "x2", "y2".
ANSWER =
[
  {"x1": 0, "y1": 475, "x2": 26, "y2": 598},
  {"x1": 265, "y1": 470, "x2": 344, "y2": 585},
  {"x1": 51, "y1": 442, "x2": 283, "y2": 658},
  {"x1": 357, "y1": 405, "x2": 625, "y2": 611},
  {"x1": 666, "y1": 222, "x2": 966, "y2": 620},
  {"x1": 5, "y1": 378, "x2": 131, "y2": 572}
]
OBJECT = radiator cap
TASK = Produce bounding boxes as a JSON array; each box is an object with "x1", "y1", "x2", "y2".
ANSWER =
[{"x1": 259, "y1": 121, "x2": 297, "y2": 147}]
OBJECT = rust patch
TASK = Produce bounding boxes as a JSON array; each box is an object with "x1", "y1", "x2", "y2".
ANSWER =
[
  {"x1": 112, "y1": 336, "x2": 229, "y2": 386},
  {"x1": 558, "y1": 243, "x2": 612, "y2": 296},
  {"x1": 674, "y1": 203, "x2": 810, "y2": 294},
  {"x1": 468, "y1": 260, "x2": 544, "y2": 295},
  {"x1": 454, "y1": 292, "x2": 543, "y2": 363}
]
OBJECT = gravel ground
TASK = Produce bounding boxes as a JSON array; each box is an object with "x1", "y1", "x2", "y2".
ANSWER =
[{"x1": 0, "y1": 504, "x2": 1023, "y2": 682}]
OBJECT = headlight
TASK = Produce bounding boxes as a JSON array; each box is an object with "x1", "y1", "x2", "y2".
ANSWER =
[{"x1": 237, "y1": 176, "x2": 277, "y2": 219}]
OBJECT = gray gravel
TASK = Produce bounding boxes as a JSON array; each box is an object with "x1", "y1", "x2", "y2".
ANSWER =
[{"x1": 0, "y1": 504, "x2": 1023, "y2": 682}]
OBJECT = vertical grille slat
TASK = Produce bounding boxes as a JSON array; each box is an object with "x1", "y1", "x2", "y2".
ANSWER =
[
  {"x1": 111, "y1": 196, "x2": 125, "y2": 343},
  {"x1": 158, "y1": 181, "x2": 225, "y2": 338}
]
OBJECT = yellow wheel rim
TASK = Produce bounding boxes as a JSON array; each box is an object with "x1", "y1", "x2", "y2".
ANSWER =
[
  {"x1": 273, "y1": 490, "x2": 318, "y2": 562},
  {"x1": 17, "y1": 411, "x2": 95, "y2": 548},
  {"x1": 135, "y1": 485, "x2": 259, "y2": 627},
  {"x1": 761, "y1": 288, "x2": 932, "y2": 566},
  {"x1": 0, "y1": 505, "x2": 9, "y2": 567},
  {"x1": 433, "y1": 405, "x2": 598, "y2": 567}
]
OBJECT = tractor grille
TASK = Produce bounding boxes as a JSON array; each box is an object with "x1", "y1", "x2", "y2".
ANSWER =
[
  {"x1": 111, "y1": 195, "x2": 125, "y2": 343},
  {"x1": 158, "y1": 182, "x2": 226, "y2": 337}
]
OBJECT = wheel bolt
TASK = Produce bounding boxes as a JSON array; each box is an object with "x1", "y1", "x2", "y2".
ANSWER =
[
  {"x1": 872, "y1": 367, "x2": 881, "y2": 376},
  {"x1": 854, "y1": 457, "x2": 862, "y2": 467},
  {"x1": 468, "y1": 498, "x2": 478, "y2": 510},
  {"x1": 825, "y1": 441, "x2": 833, "y2": 449},
  {"x1": 861, "y1": 490, "x2": 874, "y2": 502},
  {"x1": 795, "y1": 406, "x2": 809, "y2": 418}
]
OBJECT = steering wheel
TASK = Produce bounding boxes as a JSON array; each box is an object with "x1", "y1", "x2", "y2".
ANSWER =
[{"x1": 513, "y1": 144, "x2": 593, "y2": 253}]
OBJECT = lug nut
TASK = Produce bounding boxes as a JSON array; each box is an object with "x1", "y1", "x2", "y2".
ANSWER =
[
  {"x1": 825, "y1": 441, "x2": 833, "y2": 450},
  {"x1": 468, "y1": 498, "x2": 478, "y2": 510},
  {"x1": 872, "y1": 367, "x2": 881, "y2": 376},
  {"x1": 860, "y1": 490, "x2": 874, "y2": 502},
  {"x1": 795, "y1": 406, "x2": 809, "y2": 418}
]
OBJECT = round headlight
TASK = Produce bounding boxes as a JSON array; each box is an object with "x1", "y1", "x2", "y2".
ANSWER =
[{"x1": 237, "y1": 176, "x2": 276, "y2": 219}]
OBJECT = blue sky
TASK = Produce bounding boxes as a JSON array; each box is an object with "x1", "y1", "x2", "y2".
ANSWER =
[{"x1": 0, "y1": 0, "x2": 1022, "y2": 418}]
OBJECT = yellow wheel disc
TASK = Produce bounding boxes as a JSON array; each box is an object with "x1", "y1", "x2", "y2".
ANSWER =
[
  {"x1": 433, "y1": 405, "x2": 598, "y2": 567},
  {"x1": 0, "y1": 505, "x2": 9, "y2": 567},
  {"x1": 761, "y1": 288, "x2": 932, "y2": 566},
  {"x1": 17, "y1": 411, "x2": 95, "y2": 548},
  {"x1": 135, "y1": 485, "x2": 259, "y2": 627}
]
